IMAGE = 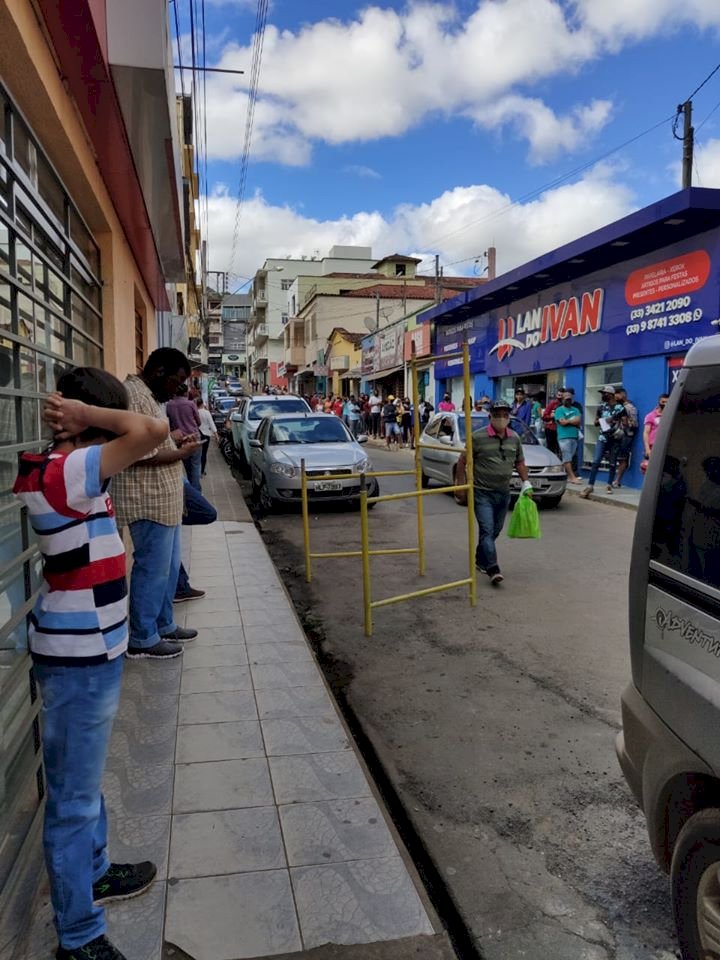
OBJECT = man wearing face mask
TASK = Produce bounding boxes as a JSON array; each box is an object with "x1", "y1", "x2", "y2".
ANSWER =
[{"x1": 471, "y1": 401, "x2": 531, "y2": 585}]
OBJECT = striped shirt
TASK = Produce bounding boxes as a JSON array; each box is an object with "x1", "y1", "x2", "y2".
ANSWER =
[
  {"x1": 13, "y1": 444, "x2": 128, "y2": 664},
  {"x1": 111, "y1": 376, "x2": 184, "y2": 528},
  {"x1": 471, "y1": 425, "x2": 524, "y2": 492}
]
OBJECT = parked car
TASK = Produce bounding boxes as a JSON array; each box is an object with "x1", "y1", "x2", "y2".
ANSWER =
[
  {"x1": 212, "y1": 396, "x2": 238, "y2": 427},
  {"x1": 210, "y1": 389, "x2": 229, "y2": 409},
  {"x1": 248, "y1": 412, "x2": 379, "y2": 511},
  {"x1": 226, "y1": 380, "x2": 244, "y2": 397},
  {"x1": 230, "y1": 394, "x2": 311, "y2": 474},
  {"x1": 617, "y1": 335, "x2": 720, "y2": 960},
  {"x1": 419, "y1": 411, "x2": 567, "y2": 506}
]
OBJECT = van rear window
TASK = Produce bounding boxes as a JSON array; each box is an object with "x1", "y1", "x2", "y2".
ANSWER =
[{"x1": 651, "y1": 368, "x2": 720, "y2": 589}]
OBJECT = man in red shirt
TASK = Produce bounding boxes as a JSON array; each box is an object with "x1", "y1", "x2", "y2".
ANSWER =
[{"x1": 542, "y1": 387, "x2": 563, "y2": 457}]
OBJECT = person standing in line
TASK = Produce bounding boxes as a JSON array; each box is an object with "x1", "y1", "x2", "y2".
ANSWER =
[
  {"x1": 382, "y1": 395, "x2": 401, "y2": 449},
  {"x1": 531, "y1": 393, "x2": 545, "y2": 437},
  {"x1": 542, "y1": 387, "x2": 563, "y2": 456},
  {"x1": 554, "y1": 393, "x2": 583, "y2": 484},
  {"x1": 612, "y1": 387, "x2": 639, "y2": 488},
  {"x1": 369, "y1": 390, "x2": 382, "y2": 438},
  {"x1": 419, "y1": 398, "x2": 434, "y2": 426},
  {"x1": 438, "y1": 393, "x2": 455, "y2": 412},
  {"x1": 469, "y1": 400, "x2": 531, "y2": 585},
  {"x1": 400, "y1": 397, "x2": 413, "y2": 448},
  {"x1": 111, "y1": 348, "x2": 200, "y2": 660},
  {"x1": 643, "y1": 393, "x2": 669, "y2": 461},
  {"x1": 14, "y1": 368, "x2": 169, "y2": 960},
  {"x1": 562, "y1": 387, "x2": 584, "y2": 474},
  {"x1": 511, "y1": 388, "x2": 532, "y2": 426},
  {"x1": 166, "y1": 384, "x2": 202, "y2": 491},
  {"x1": 332, "y1": 396, "x2": 344, "y2": 418},
  {"x1": 347, "y1": 395, "x2": 361, "y2": 437},
  {"x1": 580, "y1": 385, "x2": 624, "y2": 497},
  {"x1": 196, "y1": 398, "x2": 217, "y2": 478}
]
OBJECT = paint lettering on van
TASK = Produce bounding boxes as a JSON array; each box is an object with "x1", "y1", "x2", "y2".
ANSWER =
[{"x1": 656, "y1": 606, "x2": 720, "y2": 657}]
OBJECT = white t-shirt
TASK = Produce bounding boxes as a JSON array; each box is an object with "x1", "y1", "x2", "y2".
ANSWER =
[
  {"x1": 369, "y1": 396, "x2": 382, "y2": 413},
  {"x1": 198, "y1": 407, "x2": 217, "y2": 438}
]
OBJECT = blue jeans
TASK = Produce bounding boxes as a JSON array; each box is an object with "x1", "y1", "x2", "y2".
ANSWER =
[
  {"x1": 183, "y1": 447, "x2": 202, "y2": 491},
  {"x1": 474, "y1": 488, "x2": 511, "y2": 574},
  {"x1": 176, "y1": 481, "x2": 217, "y2": 595},
  {"x1": 586, "y1": 434, "x2": 619, "y2": 487},
  {"x1": 128, "y1": 521, "x2": 180, "y2": 648},
  {"x1": 34, "y1": 656, "x2": 124, "y2": 948}
]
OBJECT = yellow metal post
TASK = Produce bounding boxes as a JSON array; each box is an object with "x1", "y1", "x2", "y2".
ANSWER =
[
  {"x1": 462, "y1": 341, "x2": 477, "y2": 607},
  {"x1": 410, "y1": 345, "x2": 426, "y2": 576},
  {"x1": 359, "y1": 474, "x2": 373, "y2": 637},
  {"x1": 301, "y1": 459, "x2": 312, "y2": 583}
]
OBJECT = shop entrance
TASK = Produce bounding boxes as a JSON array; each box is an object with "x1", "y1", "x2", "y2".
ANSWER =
[{"x1": 498, "y1": 370, "x2": 564, "y2": 407}]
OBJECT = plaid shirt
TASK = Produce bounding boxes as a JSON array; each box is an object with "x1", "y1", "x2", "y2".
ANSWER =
[{"x1": 111, "y1": 376, "x2": 183, "y2": 528}]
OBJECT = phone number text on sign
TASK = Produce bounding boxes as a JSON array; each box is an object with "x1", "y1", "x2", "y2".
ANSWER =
[{"x1": 626, "y1": 307, "x2": 703, "y2": 336}]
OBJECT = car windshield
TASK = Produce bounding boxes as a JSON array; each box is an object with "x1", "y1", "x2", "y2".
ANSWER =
[
  {"x1": 456, "y1": 414, "x2": 539, "y2": 444},
  {"x1": 269, "y1": 417, "x2": 352, "y2": 445},
  {"x1": 248, "y1": 399, "x2": 308, "y2": 420}
]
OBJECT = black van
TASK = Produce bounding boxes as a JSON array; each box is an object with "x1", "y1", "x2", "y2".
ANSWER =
[{"x1": 617, "y1": 334, "x2": 720, "y2": 960}]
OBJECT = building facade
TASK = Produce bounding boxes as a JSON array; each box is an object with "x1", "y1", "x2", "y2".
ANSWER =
[
  {"x1": 221, "y1": 292, "x2": 251, "y2": 377},
  {"x1": 422, "y1": 188, "x2": 720, "y2": 489},
  {"x1": 0, "y1": 0, "x2": 185, "y2": 937}
]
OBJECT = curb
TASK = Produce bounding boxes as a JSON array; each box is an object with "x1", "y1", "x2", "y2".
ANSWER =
[{"x1": 565, "y1": 485, "x2": 639, "y2": 512}]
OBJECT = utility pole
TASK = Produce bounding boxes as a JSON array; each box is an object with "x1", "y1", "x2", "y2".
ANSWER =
[
  {"x1": 681, "y1": 100, "x2": 694, "y2": 190},
  {"x1": 434, "y1": 254, "x2": 440, "y2": 304},
  {"x1": 375, "y1": 291, "x2": 380, "y2": 331}
]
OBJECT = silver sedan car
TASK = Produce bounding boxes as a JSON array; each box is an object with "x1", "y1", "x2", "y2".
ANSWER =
[
  {"x1": 249, "y1": 413, "x2": 380, "y2": 511},
  {"x1": 419, "y1": 411, "x2": 567, "y2": 506}
]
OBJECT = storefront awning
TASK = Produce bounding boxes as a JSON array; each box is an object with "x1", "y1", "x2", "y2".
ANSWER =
[
  {"x1": 364, "y1": 363, "x2": 405, "y2": 381},
  {"x1": 340, "y1": 368, "x2": 362, "y2": 380}
]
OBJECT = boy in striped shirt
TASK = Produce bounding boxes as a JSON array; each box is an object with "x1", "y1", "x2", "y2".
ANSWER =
[{"x1": 13, "y1": 368, "x2": 168, "y2": 960}]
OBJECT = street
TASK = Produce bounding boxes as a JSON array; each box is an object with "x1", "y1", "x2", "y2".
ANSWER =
[{"x1": 243, "y1": 446, "x2": 679, "y2": 960}]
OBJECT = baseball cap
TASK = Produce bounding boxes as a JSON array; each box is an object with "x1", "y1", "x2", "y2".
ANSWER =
[
  {"x1": 599, "y1": 384, "x2": 615, "y2": 393},
  {"x1": 388, "y1": 395, "x2": 394, "y2": 401},
  {"x1": 490, "y1": 400, "x2": 511, "y2": 413}
]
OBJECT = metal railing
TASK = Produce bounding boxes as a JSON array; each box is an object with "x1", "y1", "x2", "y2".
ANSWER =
[{"x1": 300, "y1": 340, "x2": 476, "y2": 636}]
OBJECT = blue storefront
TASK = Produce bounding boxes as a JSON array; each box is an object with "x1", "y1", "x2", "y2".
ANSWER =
[{"x1": 420, "y1": 188, "x2": 720, "y2": 490}]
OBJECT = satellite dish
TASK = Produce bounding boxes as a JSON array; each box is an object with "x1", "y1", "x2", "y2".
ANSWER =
[{"x1": 363, "y1": 316, "x2": 377, "y2": 332}]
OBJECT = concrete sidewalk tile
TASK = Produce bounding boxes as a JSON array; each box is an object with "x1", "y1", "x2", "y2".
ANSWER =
[
  {"x1": 182, "y1": 643, "x2": 248, "y2": 668},
  {"x1": 242, "y1": 625, "x2": 305, "y2": 646},
  {"x1": 106, "y1": 880, "x2": 166, "y2": 960},
  {"x1": 291, "y1": 858, "x2": 433, "y2": 948},
  {"x1": 185, "y1": 611, "x2": 243, "y2": 629},
  {"x1": 189, "y1": 626, "x2": 245, "y2": 647},
  {"x1": 165, "y1": 871, "x2": 302, "y2": 959},
  {"x1": 108, "y1": 815, "x2": 171, "y2": 880},
  {"x1": 104, "y1": 759, "x2": 175, "y2": 817},
  {"x1": 269, "y1": 752, "x2": 371, "y2": 804},
  {"x1": 122, "y1": 661, "x2": 182, "y2": 697},
  {"x1": 180, "y1": 665, "x2": 252, "y2": 695},
  {"x1": 175, "y1": 721, "x2": 264, "y2": 763},
  {"x1": 169, "y1": 807, "x2": 285, "y2": 878},
  {"x1": 176, "y1": 597, "x2": 242, "y2": 615},
  {"x1": 179, "y1": 690, "x2": 258, "y2": 725},
  {"x1": 278, "y1": 797, "x2": 397, "y2": 867},
  {"x1": 242, "y1": 610, "x2": 298, "y2": 630},
  {"x1": 184, "y1": 584, "x2": 238, "y2": 599},
  {"x1": 251, "y1": 661, "x2": 325, "y2": 690},
  {"x1": 255, "y1": 685, "x2": 336, "y2": 720},
  {"x1": 261, "y1": 717, "x2": 349, "y2": 756},
  {"x1": 247, "y1": 642, "x2": 312, "y2": 664},
  {"x1": 173, "y1": 758, "x2": 274, "y2": 812},
  {"x1": 109, "y1": 725, "x2": 177, "y2": 767}
]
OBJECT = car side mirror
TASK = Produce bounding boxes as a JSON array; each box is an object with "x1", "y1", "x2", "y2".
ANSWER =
[
  {"x1": 357, "y1": 434, "x2": 369, "y2": 444},
  {"x1": 249, "y1": 438, "x2": 262, "y2": 448}
]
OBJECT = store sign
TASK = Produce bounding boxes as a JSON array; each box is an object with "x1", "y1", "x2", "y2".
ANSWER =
[
  {"x1": 362, "y1": 324, "x2": 404, "y2": 374},
  {"x1": 434, "y1": 233, "x2": 720, "y2": 379},
  {"x1": 330, "y1": 355, "x2": 350, "y2": 371},
  {"x1": 404, "y1": 324, "x2": 431, "y2": 360},
  {"x1": 361, "y1": 335, "x2": 378, "y2": 375},
  {"x1": 667, "y1": 355, "x2": 685, "y2": 393}
]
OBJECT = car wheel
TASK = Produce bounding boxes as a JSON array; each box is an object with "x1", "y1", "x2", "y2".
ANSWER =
[
  {"x1": 258, "y1": 479, "x2": 274, "y2": 514},
  {"x1": 541, "y1": 495, "x2": 563, "y2": 508},
  {"x1": 671, "y1": 808, "x2": 720, "y2": 960},
  {"x1": 239, "y1": 448, "x2": 251, "y2": 479}
]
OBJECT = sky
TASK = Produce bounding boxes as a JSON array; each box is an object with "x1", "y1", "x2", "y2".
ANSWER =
[{"x1": 175, "y1": 1, "x2": 720, "y2": 290}]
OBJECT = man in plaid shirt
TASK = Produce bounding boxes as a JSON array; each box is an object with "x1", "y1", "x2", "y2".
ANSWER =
[{"x1": 112, "y1": 349, "x2": 202, "y2": 660}]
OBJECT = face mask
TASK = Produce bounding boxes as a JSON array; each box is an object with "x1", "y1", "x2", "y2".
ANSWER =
[{"x1": 491, "y1": 416, "x2": 509, "y2": 430}]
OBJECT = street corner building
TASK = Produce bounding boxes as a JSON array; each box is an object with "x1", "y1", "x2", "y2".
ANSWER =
[
  {"x1": 0, "y1": 0, "x2": 192, "y2": 944},
  {"x1": 422, "y1": 187, "x2": 720, "y2": 490}
]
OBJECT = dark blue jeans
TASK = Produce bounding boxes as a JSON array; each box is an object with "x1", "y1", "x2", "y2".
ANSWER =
[
  {"x1": 183, "y1": 447, "x2": 202, "y2": 492},
  {"x1": 34, "y1": 656, "x2": 124, "y2": 948},
  {"x1": 587, "y1": 434, "x2": 619, "y2": 487},
  {"x1": 474, "y1": 488, "x2": 511, "y2": 574},
  {"x1": 176, "y1": 479, "x2": 217, "y2": 595},
  {"x1": 128, "y1": 521, "x2": 181, "y2": 647}
]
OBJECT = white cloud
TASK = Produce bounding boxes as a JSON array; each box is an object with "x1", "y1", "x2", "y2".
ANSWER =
[
  {"x1": 211, "y1": 164, "x2": 635, "y2": 284},
  {"x1": 690, "y1": 138, "x2": 720, "y2": 187},
  {"x1": 344, "y1": 165, "x2": 382, "y2": 179},
  {"x1": 198, "y1": 1, "x2": 720, "y2": 165}
]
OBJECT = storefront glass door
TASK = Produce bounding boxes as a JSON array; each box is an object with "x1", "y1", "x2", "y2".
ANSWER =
[{"x1": 583, "y1": 362, "x2": 624, "y2": 466}]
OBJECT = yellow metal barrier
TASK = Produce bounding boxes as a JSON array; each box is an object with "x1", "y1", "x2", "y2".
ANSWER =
[{"x1": 300, "y1": 338, "x2": 477, "y2": 636}]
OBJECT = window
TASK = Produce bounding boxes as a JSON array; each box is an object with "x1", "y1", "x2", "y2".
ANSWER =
[
  {"x1": 281, "y1": 279, "x2": 292, "y2": 291},
  {"x1": 423, "y1": 418, "x2": 440, "y2": 438},
  {"x1": 281, "y1": 313, "x2": 289, "y2": 325},
  {"x1": 134, "y1": 310, "x2": 144, "y2": 372},
  {"x1": 395, "y1": 264, "x2": 406, "y2": 276},
  {"x1": 652, "y1": 368, "x2": 720, "y2": 589}
]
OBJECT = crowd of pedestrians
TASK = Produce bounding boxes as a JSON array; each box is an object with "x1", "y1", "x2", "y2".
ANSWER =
[
  {"x1": 305, "y1": 390, "x2": 429, "y2": 448},
  {"x1": 12, "y1": 349, "x2": 223, "y2": 960}
]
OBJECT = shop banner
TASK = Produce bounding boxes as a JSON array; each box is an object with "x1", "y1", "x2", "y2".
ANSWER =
[
  {"x1": 404, "y1": 324, "x2": 432, "y2": 360},
  {"x1": 434, "y1": 231, "x2": 720, "y2": 379},
  {"x1": 362, "y1": 324, "x2": 404, "y2": 374}
]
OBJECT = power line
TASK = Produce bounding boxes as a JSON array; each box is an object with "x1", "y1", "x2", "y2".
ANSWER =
[
  {"x1": 422, "y1": 112, "x2": 675, "y2": 264},
  {"x1": 227, "y1": 0, "x2": 270, "y2": 279},
  {"x1": 685, "y1": 60, "x2": 720, "y2": 103},
  {"x1": 696, "y1": 97, "x2": 720, "y2": 135}
]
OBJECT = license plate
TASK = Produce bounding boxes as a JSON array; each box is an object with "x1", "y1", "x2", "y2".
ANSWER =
[{"x1": 314, "y1": 481, "x2": 343, "y2": 492}]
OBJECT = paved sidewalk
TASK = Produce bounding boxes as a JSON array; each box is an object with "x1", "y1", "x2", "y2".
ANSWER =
[{"x1": 17, "y1": 449, "x2": 448, "y2": 960}]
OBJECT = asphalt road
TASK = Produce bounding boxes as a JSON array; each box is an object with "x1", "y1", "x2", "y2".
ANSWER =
[{"x1": 245, "y1": 446, "x2": 679, "y2": 960}]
